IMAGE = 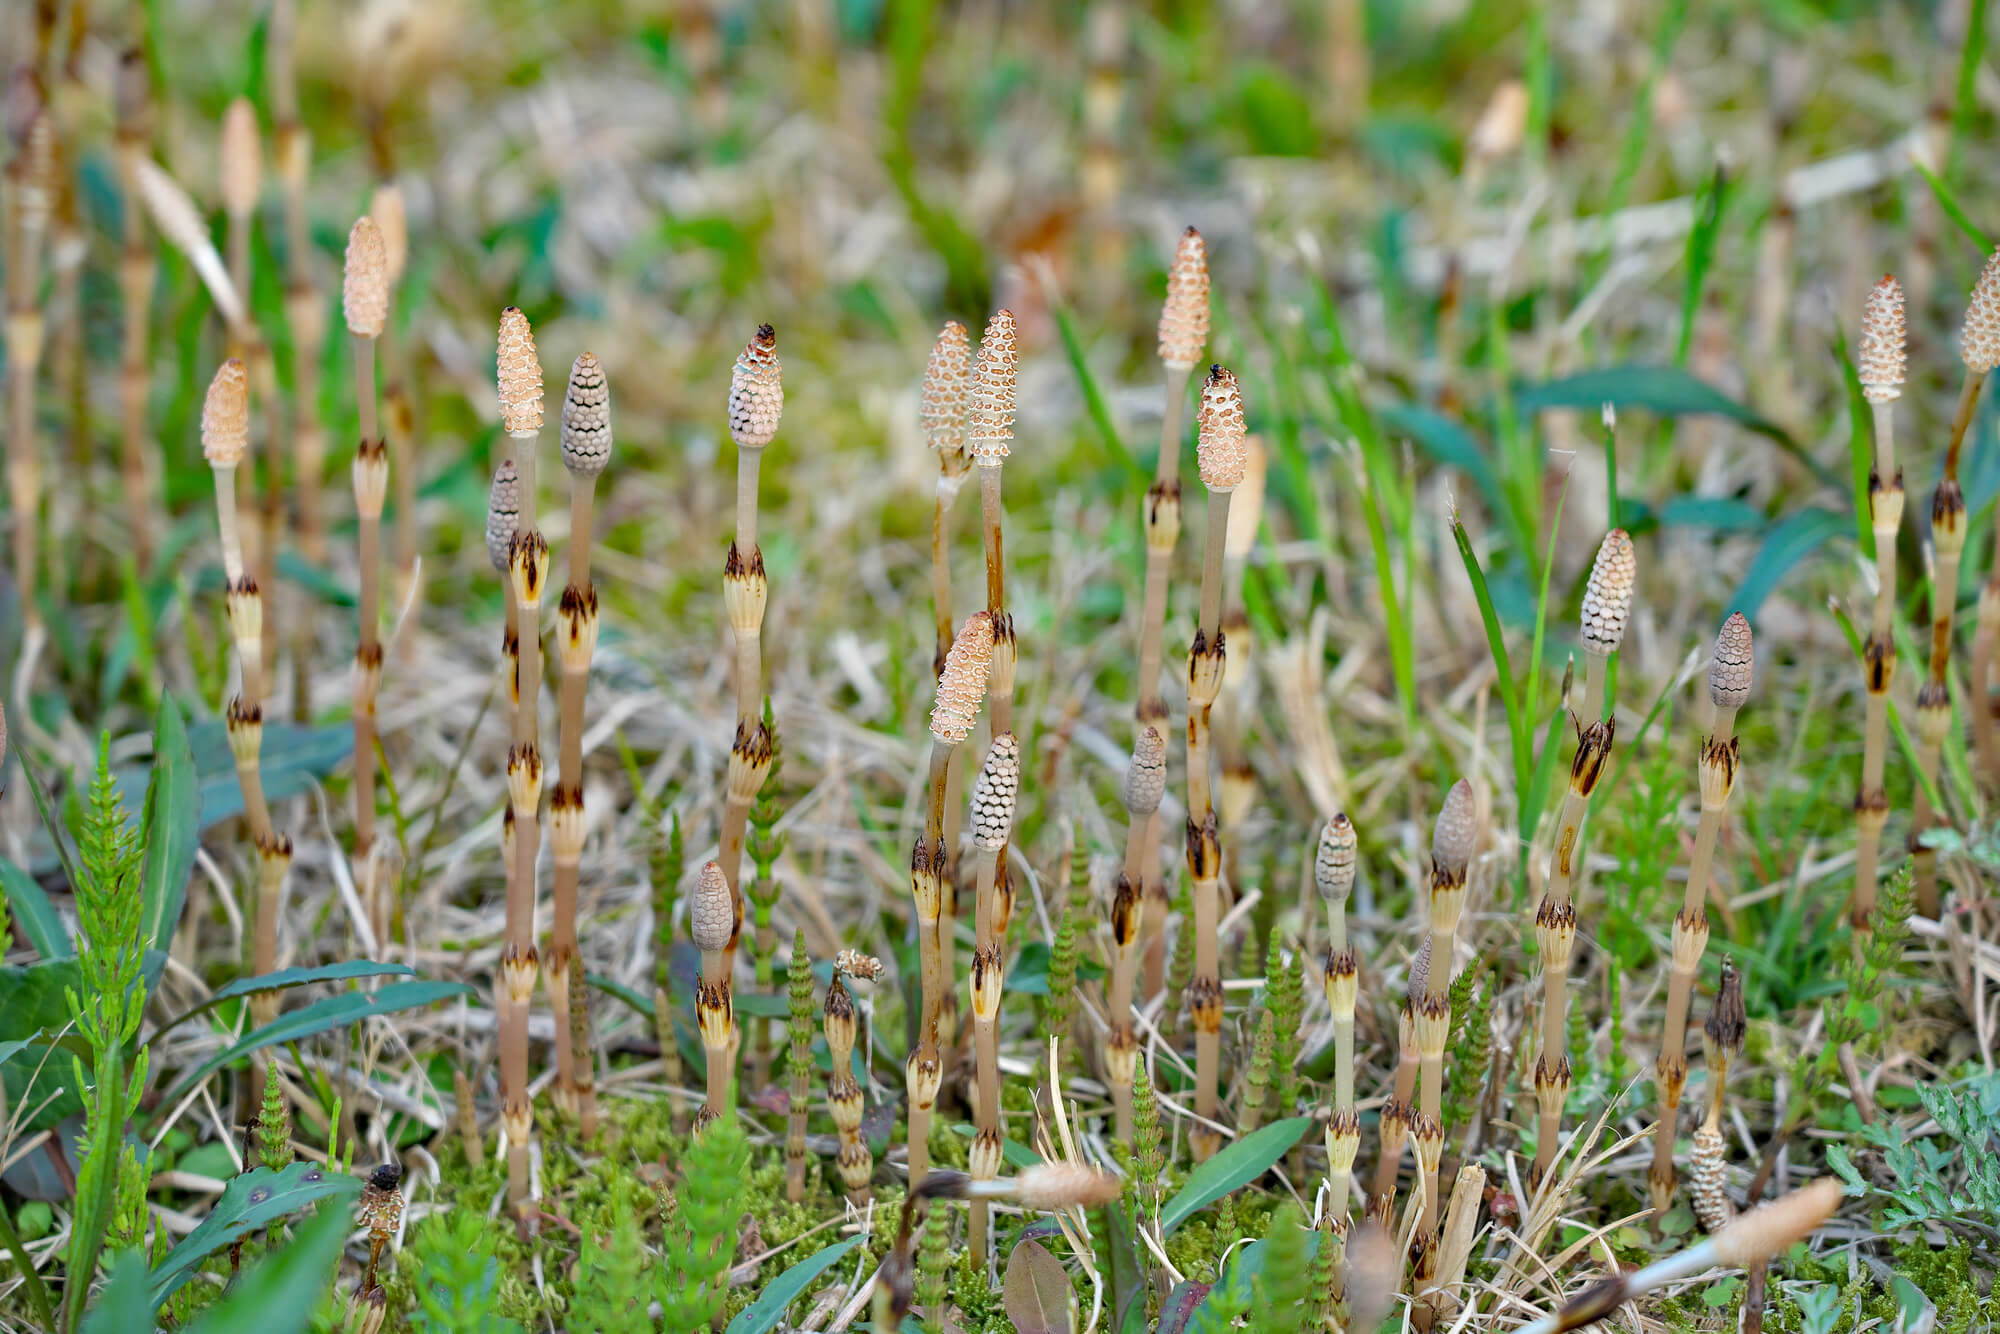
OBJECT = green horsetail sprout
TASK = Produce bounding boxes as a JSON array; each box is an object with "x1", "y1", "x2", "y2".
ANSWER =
[
  {"x1": 826, "y1": 971, "x2": 871, "y2": 1203},
  {"x1": 785, "y1": 930, "x2": 814, "y2": 1201},
  {"x1": 1137, "y1": 227, "x2": 1209, "y2": 724},
  {"x1": 112, "y1": 52, "x2": 159, "y2": 568},
  {"x1": 691, "y1": 860, "x2": 736, "y2": 1128},
  {"x1": 1318, "y1": 814, "x2": 1362, "y2": 1230},
  {"x1": 1649, "y1": 614, "x2": 1754, "y2": 1217},
  {"x1": 567, "y1": 963, "x2": 599, "y2": 1139},
  {"x1": 909, "y1": 612, "x2": 994, "y2": 1188},
  {"x1": 1691, "y1": 961, "x2": 1747, "y2": 1234},
  {"x1": 923, "y1": 320, "x2": 973, "y2": 673},
  {"x1": 1241, "y1": 1009, "x2": 1275, "y2": 1136},
  {"x1": 1912, "y1": 252, "x2": 2000, "y2": 917},
  {"x1": 1109, "y1": 725, "x2": 1166, "y2": 1142},
  {"x1": 1534, "y1": 531, "x2": 1630, "y2": 1190},
  {"x1": 967, "y1": 731, "x2": 1021, "y2": 1260},
  {"x1": 495, "y1": 304, "x2": 545, "y2": 1219},
  {"x1": 1515, "y1": 1178, "x2": 1840, "y2": 1334},
  {"x1": 546, "y1": 353, "x2": 611, "y2": 1115},
  {"x1": 1854, "y1": 277, "x2": 1907, "y2": 934},
  {"x1": 4, "y1": 87, "x2": 51, "y2": 637},
  {"x1": 344, "y1": 217, "x2": 392, "y2": 945},
  {"x1": 1187, "y1": 364, "x2": 1249, "y2": 1163},
  {"x1": 1416, "y1": 779, "x2": 1476, "y2": 1282}
]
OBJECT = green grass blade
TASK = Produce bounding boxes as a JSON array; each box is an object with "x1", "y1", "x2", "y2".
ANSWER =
[
  {"x1": 1911, "y1": 159, "x2": 1994, "y2": 252},
  {"x1": 1451, "y1": 516, "x2": 1529, "y2": 800}
]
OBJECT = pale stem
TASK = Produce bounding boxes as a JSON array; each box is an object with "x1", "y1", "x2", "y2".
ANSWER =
[
  {"x1": 737, "y1": 444, "x2": 764, "y2": 555},
  {"x1": 569, "y1": 476, "x2": 597, "y2": 589},
  {"x1": 980, "y1": 463, "x2": 1006, "y2": 615}
]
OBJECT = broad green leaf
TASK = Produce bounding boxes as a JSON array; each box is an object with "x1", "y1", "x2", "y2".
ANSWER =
[
  {"x1": 81, "y1": 1250, "x2": 153, "y2": 1334},
  {"x1": 1728, "y1": 507, "x2": 1847, "y2": 618},
  {"x1": 1513, "y1": 364, "x2": 1838, "y2": 489},
  {"x1": 1513, "y1": 365, "x2": 1784, "y2": 436},
  {"x1": 161, "y1": 979, "x2": 474, "y2": 1103},
  {"x1": 139, "y1": 695, "x2": 199, "y2": 956},
  {"x1": 724, "y1": 1236, "x2": 863, "y2": 1334},
  {"x1": 1159, "y1": 1117, "x2": 1313, "y2": 1237},
  {"x1": 1002, "y1": 1238, "x2": 1072, "y2": 1334},
  {"x1": 182, "y1": 1200, "x2": 353, "y2": 1334},
  {"x1": 1381, "y1": 403, "x2": 1504, "y2": 518},
  {"x1": 0, "y1": 857, "x2": 70, "y2": 958},
  {"x1": 149, "y1": 1163, "x2": 360, "y2": 1308}
]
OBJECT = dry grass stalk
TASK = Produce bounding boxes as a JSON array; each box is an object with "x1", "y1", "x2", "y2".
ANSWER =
[
  {"x1": 1853, "y1": 276, "x2": 1905, "y2": 933},
  {"x1": 1186, "y1": 364, "x2": 1247, "y2": 1161},
  {"x1": 1690, "y1": 961, "x2": 1746, "y2": 1234},
  {"x1": 5, "y1": 85, "x2": 53, "y2": 634},
  {"x1": 967, "y1": 731, "x2": 1021, "y2": 1258},
  {"x1": 1414, "y1": 779, "x2": 1475, "y2": 1291},
  {"x1": 113, "y1": 51, "x2": 158, "y2": 568},
  {"x1": 270, "y1": 15, "x2": 326, "y2": 718},
  {"x1": 345, "y1": 218, "x2": 392, "y2": 947},
  {"x1": 370, "y1": 185, "x2": 421, "y2": 598},
  {"x1": 495, "y1": 305, "x2": 546, "y2": 1217},
  {"x1": 1317, "y1": 814, "x2": 1361, "y2": 1230},
  {"x1": 1534, "y1": 529, "x2": 1631, "y2": 1188},
  {"x1": 1517, "y1": 1174, "x2": 1840, "y2": 1334},
  {"x1": 220, "y1": 98, "x2": 260, "y2": 325},
  {"x1": 545, "y1": 354, "x2": 611, "y2": 1116},
  {"x1": 909, "y1": 612, "x2": 995, "y2": 1187},
  {"x1": 1108, "y1": 726, "x2": 1166, "y2": 1141},
  {"x1": 1911, "y1": 253, "x2": 1999, "y2": 917},
  {"x1": 826, "y1": 972, "x2": 871, "y2": 1203},
  {"x1": 1648, "y1": 614, "x2": 1753, "y2": 1216}
]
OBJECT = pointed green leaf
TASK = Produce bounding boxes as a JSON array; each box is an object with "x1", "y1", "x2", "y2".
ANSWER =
[
  {"x1": 148, "y1": 1162, "x2": 360, "y2": 1308},
  {"x1": 160, "y1": 979, "x2": 474, "y2": 1104},
  {"x1": 139, "y1": 695, "x2": 199, "y2": 956},
  {"x1": 723, "y1": 1236, "x2": 863, "y2": 1334},
  {"x1": 0, "y1": 857, "x2": 70, "y2": 959},
  {"x1": 1159, "y1": 1117, "x2": 1314, "y2": 1237},
  {"x1": 1728, "y1": 507, "x2": 1847, "y2": 619},
  {"x1": 181, "y1": 1199, "x2": 352, "y2": 1334},
  {"x1": 81, "y1": 1250, "x2": 153, "y2": 1334}
]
